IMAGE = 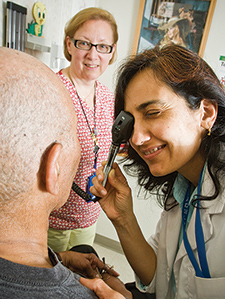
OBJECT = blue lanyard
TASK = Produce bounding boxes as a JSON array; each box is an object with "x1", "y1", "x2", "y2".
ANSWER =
[{"x1": 182, "y1": 169, "x2": 211, "y2": 278}]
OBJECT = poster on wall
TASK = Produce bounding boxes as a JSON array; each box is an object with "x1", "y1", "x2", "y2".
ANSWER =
[
  {"x1": 218, "y1": 56, "x2": 225, "y2": 88},
  {"x1": 133, "y1": 0, "x2": 217, "y2": 57}
]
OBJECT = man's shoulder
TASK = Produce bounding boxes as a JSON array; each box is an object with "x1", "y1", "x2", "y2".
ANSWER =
[{"x1": 0, "y1": 256, "x2": 97, "y2": 298}]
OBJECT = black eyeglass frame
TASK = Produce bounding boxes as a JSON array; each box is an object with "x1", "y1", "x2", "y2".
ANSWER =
[{"x1": 71, "y1": 38, "x2": 113, "y2": 54}]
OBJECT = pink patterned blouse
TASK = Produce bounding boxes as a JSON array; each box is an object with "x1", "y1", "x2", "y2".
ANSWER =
[{"x1": 49, "y1": 70, "x2": 114, "y2": 230}]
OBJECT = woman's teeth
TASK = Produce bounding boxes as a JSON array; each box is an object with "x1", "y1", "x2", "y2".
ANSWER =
[
  {"x1": 144, "y1": 145, "x2": 165, "y2": 155},
  {"x1": 86, "y1": 64, "x2": 97, "y2": 68}
]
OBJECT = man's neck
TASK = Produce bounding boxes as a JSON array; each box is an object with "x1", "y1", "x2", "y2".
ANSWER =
[
  {"x1": 0, "y1": 238, "x2": 53, "y2": 268},
  {"x1": 0, "y1": 192, "x2": 56, "y2": 268}
]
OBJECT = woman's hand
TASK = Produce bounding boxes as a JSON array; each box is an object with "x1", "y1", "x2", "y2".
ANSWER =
[
  {"x1": 79, "y1": 276, "x2": 132, "y2": 299},
  {"x1": 91, "y1": 162, "x2": 156, "y2": 286},
  {"x1": 91, "y1": 162, "x2": 135, "y2": 225},
  {"x1": 58, "y1": 251, "x2": 119, "y2": 279}
]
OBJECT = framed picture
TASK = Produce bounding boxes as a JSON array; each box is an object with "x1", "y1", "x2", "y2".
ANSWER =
[{"x1": 132, "y1": 0, "x2": 217, "y2": 57}]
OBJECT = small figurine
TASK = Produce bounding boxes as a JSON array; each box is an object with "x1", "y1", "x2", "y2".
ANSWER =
[{"x1": 26, "y1": 2, "x2": 47, "y2": 37}]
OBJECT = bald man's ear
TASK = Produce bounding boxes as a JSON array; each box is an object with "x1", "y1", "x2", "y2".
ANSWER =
[{"x1": 43, "y1": 143, "x2": 63, "y2": 196}]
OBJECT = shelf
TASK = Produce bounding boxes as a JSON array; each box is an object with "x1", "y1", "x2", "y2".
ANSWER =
[{"x1": 25, "y1": 33, "x2": 51, "y2": 52}]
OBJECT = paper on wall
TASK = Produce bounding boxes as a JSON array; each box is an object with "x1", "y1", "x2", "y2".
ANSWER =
[{"x1": 218, "y1": 56, "x2": 225, "y2": 88}]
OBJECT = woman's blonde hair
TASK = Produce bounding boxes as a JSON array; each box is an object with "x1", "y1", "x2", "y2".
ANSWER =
[{"x1": 64, "y1": 7, "x2": 118, "y2": 64}]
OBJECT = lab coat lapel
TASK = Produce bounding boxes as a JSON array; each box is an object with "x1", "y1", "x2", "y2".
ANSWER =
[{"x1": 166, "y1": 205, "x2": 182, "y2": 273}]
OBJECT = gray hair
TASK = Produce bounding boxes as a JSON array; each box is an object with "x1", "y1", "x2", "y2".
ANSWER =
[{"x1": 0, "y1": 49, "x2": 76, "y2": 202}]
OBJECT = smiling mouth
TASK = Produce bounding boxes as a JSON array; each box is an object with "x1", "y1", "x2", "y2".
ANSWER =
[
  {"x1": 144, "y1": 144, "x2": 166, "y2": 155},
  {"x1": 85, "y1": 64, "x2": 98, "y2": 68}
]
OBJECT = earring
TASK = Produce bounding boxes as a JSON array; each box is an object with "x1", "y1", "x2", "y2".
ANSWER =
[{"x1": 207, "y1": 127, "x2": 211, "y2": 136}]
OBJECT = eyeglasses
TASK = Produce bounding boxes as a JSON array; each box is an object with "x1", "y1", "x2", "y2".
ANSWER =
[{"x1": 71, "y1": 38, "x2": 113, "y2": 54}]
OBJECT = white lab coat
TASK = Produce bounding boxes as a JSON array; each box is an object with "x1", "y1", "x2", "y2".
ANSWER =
[{"x1": 136, "y1": 169, "x2": 225, "y2": 298}]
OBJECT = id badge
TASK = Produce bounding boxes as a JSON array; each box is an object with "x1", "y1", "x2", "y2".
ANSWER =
[{"x1": 86, "y1": 172, "x2": 96, "y2": 202}]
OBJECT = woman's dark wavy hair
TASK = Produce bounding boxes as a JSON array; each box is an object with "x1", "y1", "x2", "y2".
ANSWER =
[{"x1": 115, "y1": 44, "x2": 225, "y2": 210}]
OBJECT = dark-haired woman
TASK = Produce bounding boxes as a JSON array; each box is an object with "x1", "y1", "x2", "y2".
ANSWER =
[{"x1": 81, "y1": 45, "x2": 225, "y2": 298}]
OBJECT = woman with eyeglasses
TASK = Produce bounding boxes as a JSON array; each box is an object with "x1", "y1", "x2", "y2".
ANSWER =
[{"x1": 48, "y1": 7, "x2": 118, "y2": 253}]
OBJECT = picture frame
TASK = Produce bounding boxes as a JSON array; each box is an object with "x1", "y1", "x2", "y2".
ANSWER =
[{"x1": 132, "y1": 0, "x2": 217, "y2": 57}]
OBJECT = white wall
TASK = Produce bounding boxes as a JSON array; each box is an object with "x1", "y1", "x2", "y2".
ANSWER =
[{"x1": 1, "y1": 0, "x2": 225, "y2": 242}]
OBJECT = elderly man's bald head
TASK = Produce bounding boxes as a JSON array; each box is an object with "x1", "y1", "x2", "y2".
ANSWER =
[{"x1": 0, "y1": 47, "x2": 79, "y2": 203}]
